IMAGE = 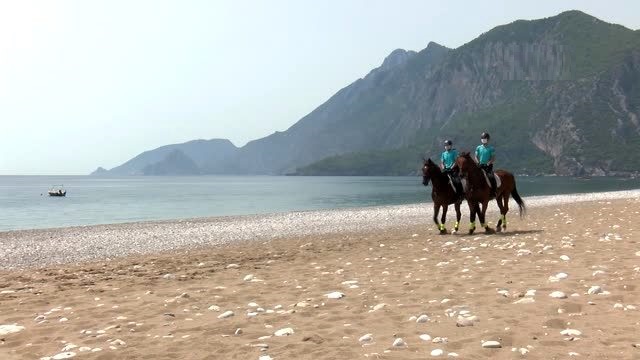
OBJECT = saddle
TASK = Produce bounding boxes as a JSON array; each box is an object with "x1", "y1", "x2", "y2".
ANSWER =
[
  {"x1": 444, "y1": 171, "x2": 465, "y2": 200},
  {"x1": 481, "y1": 170, "x2": 502, "y2": 189},
  {"x1": 480, "y1": 165, "x2": 501, "y2": 196}
]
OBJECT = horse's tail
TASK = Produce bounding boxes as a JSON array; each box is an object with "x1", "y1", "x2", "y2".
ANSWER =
[{"x1": 511, "y1": 185, "x2": 526, "y2": 218}]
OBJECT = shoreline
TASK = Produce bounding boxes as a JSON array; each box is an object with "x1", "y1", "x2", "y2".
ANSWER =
[{"x1": 1, "y1": 189, "x2": 639, "y2": 271}]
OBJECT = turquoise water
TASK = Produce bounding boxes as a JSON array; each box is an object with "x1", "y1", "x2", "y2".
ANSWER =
[{"x1": 1, "y1": 175, "x2": 639, "y2": 231}]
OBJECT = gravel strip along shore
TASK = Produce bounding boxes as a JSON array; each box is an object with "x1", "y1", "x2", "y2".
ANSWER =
[{"x1": 1, "y1": 189, "x2": 639, "y2": 270}]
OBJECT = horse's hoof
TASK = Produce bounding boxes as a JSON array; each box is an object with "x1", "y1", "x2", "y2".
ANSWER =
[
  {"x1": 485, "y1": 227, "x2": 495, "y2": 234},
  {"x1": 496, "y1": 226, "x2": 502, "y2": 233},
  {"x1": 468, "y1": 229, "x2": 475, "y2": 235},
  {"x1": 439, "y1": 229, "x2": 448, "y2": 235},
  {"x1": 451, "y1": 229, "x2": 458, "y2": 235}
]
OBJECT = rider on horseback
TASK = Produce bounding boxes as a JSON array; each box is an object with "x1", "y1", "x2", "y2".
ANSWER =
[
  {"x1": 440, "y1": 140, "x2": 464, "y2": 200},
  {"x1": 475, "y1": 132, "x2": 497, "y2": 197}
]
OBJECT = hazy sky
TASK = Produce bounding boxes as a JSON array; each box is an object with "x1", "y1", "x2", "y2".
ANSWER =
[{"x1": 1, "y1": 0, "x2": 639, "y2": 175}]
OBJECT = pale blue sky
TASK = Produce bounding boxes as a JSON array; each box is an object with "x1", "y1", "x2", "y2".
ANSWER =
[{"x1": 1, "y1": 0, "x2": 638, "y2": 175}]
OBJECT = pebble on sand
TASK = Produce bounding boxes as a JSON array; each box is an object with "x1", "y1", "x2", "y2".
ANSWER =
[
  {"x1": 274, "y1": 327, "x2": 294, "y2": 336},
  {"x1": 482, "y1": 341, "x2": 502, "y2": 348},
  {"x1": 392, "y1": 338, "x2": 406, "y2": 347},
  {"x1": 430, "y1": 349, "x2": 444, "y2": 356},
  {"x1": 359, "y1": 334, "x2": 373, "y2": 343},
  {"x1": 0, "y1": 324, "x2": 25, "y2": 336},
  {"x1": 52, "y1": 352, "x2": 76, "y2": 359},
  {"x1": 325, "y1": 291, "x2": 345, "y2": 299},
  {"x1": 456, "y1": 316, "x2": 475, "y2": 326},
  {"x1": 561, "y1": 329, "x2": 582, "y2": 336},
  {"x1": 587, "y1": 286, "x2": 603, "y2": 295},
  {"x1": 419, "y1": 334, "x2": 432, "y2": 342},
  {"x1": 217, "y1": 311, "x2": 234, "y2": 319},
  {"x1": 550, "y1": 291, "x2": 568, "y2": 299},
  {"x1": 560, "y1": 255, "x2": 571, "y2": 261},
  {"x1": 513, "y1": 298, "x2": 535, "y2": 304},
  {"x1": 416, "y1": 314, "x2": 430, "y2": 323}
]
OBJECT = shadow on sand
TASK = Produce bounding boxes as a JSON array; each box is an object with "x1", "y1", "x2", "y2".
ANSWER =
[{"x1": 443, "y1": 229, "x2": 544, "y2": 236}]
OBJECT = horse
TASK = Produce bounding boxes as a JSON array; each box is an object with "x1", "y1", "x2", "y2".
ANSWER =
[
  {"x1": 455, "y1": 152, "x2": 525, "y2": 235},
  {"x1": 421, "y1": 158, "x2": 463, "y2": 234}
]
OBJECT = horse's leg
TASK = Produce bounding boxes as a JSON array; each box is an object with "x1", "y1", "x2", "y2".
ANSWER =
[
  {"x1": 495, "y1": 196, "x2": 505, "y2": 233},
  {"x1": 453, "y1": 202, "x2": 461, "y2": 234},
  {"x1": 440, "y1": 205, "x2": 449, "y2": 234},
  {"x1": 480, "y1": 200, "x2": 495, "y2": 234},
  {"x1": 501, "y1": 193, "x2": 510, "y2": 231},
  {"x1": 468, "y1": 200, "x2": 477, "y2": 235},
  {"x1": 433, "y1": 203, "x2": 444, "y2": 235}
]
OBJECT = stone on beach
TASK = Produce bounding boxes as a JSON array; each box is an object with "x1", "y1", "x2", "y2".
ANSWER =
[
  {"x1": 359, "y1": 334, "x2": 373, "y2": 343},
  {"x1": 274, "y1": 327, "x2": 294, "y2": 336},
  {"x1": 52, "y1": 353, "x2": 76, "y2": 359},
  {"x1": 550, "y1": 291, "x2": 568, "y2": 299},
  {"x1": 392, "y1": 338, "x2": 406, "y2": 347},
  {"x1": 325, "y1": 291, "x2": 345, "y2": 299},
  {"x1": 514, "y1": 297, "x2": 535, "y2": 304},
  {"x1": 416, "y1": 314, "x2": 430, "y2": 323},
  {"x1": 549, "y1": 272, "x2": 569, "y2": 282},
  {"x1": 561, "y1": 329, "x2": 582, "y2": 336},
  {"x1": 456, "y1": 316, "x2": 476, "y2": 326},
  {"x1": 0, "y1": 324, "x2": 25, "y2": 336},
  {"x1": 482, "y1": 340, "x2": 502, "y2": 348},
  {"x1": 218, "y1": 311, "x2": 234, "y2": 319},
  {"x1": 587, "y1": 286, "x2": 603, "y2": 295},
  {"x1": 61, "y1": 344, "x2": 78, "y2": 352},
  {"x1": 430, "y1": 349, "x2": 444, "y2": 356}
]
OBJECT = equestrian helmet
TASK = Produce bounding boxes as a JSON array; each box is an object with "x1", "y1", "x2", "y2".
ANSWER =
[
  {"x1": 480, "y1": 132, "x2": 491, "y2": 140},
  {"x1": 444, "y1": 139, "x2": 453, "y2": 146}
]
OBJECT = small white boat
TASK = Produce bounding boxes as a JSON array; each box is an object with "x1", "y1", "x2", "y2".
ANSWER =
[{"x1": 48, "y1": 185, "x2": 66, "y2": 197}]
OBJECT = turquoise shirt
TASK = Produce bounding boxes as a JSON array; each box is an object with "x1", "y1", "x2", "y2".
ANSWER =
[
  {"x1": 475, "y1": 144, "x2": 495, "y2": 165},
  {"x1": 440, "y1": 149, "x2": 458, "y2": 169}
]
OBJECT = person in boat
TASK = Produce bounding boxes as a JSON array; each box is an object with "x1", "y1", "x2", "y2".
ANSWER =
[
  {"x1": 475, "y1": 132, "x2": 497, "y2": 197},
  {"x1": 440, "y1": 139, "x2": 463, "y2": 198}
]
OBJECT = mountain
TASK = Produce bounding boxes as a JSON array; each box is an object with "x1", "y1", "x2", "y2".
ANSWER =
[
  {"x1": 98, "y1": 10, "x2": 640, "y2": 177},
  {"x1": 295, "y1": 10, "x2": 640, "y2": 176},
  {"x1": 141, "y1": 149, "x2": 201, "y2": 175},
  {"x1": 92, "y1": 139, "x2": 237, "y2": 176}
]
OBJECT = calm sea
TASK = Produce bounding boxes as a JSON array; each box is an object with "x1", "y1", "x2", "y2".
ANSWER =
[{"x1": 1, "y1": 175, "x2": 639, "y2": 232}]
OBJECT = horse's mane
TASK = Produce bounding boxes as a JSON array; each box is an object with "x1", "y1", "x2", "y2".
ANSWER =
[
  {"x1": 425, "y1": 158, "x2": 441, "y2": 169},
  {"x1": 459, "y1": 151, "x2": 472, "y2": 159}
]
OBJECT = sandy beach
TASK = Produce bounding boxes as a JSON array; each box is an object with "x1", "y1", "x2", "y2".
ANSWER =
[{"x1": 2, "y1": 190, "x2": 640, "y2": 359}]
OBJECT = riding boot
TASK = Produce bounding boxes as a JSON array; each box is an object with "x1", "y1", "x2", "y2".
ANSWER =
[
  {"x1": 454, "y1": 177, "x2": 464, "y2": 201},
  {"x1": 489, "y1": 173, "x2": 497, "y2": 198}
]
